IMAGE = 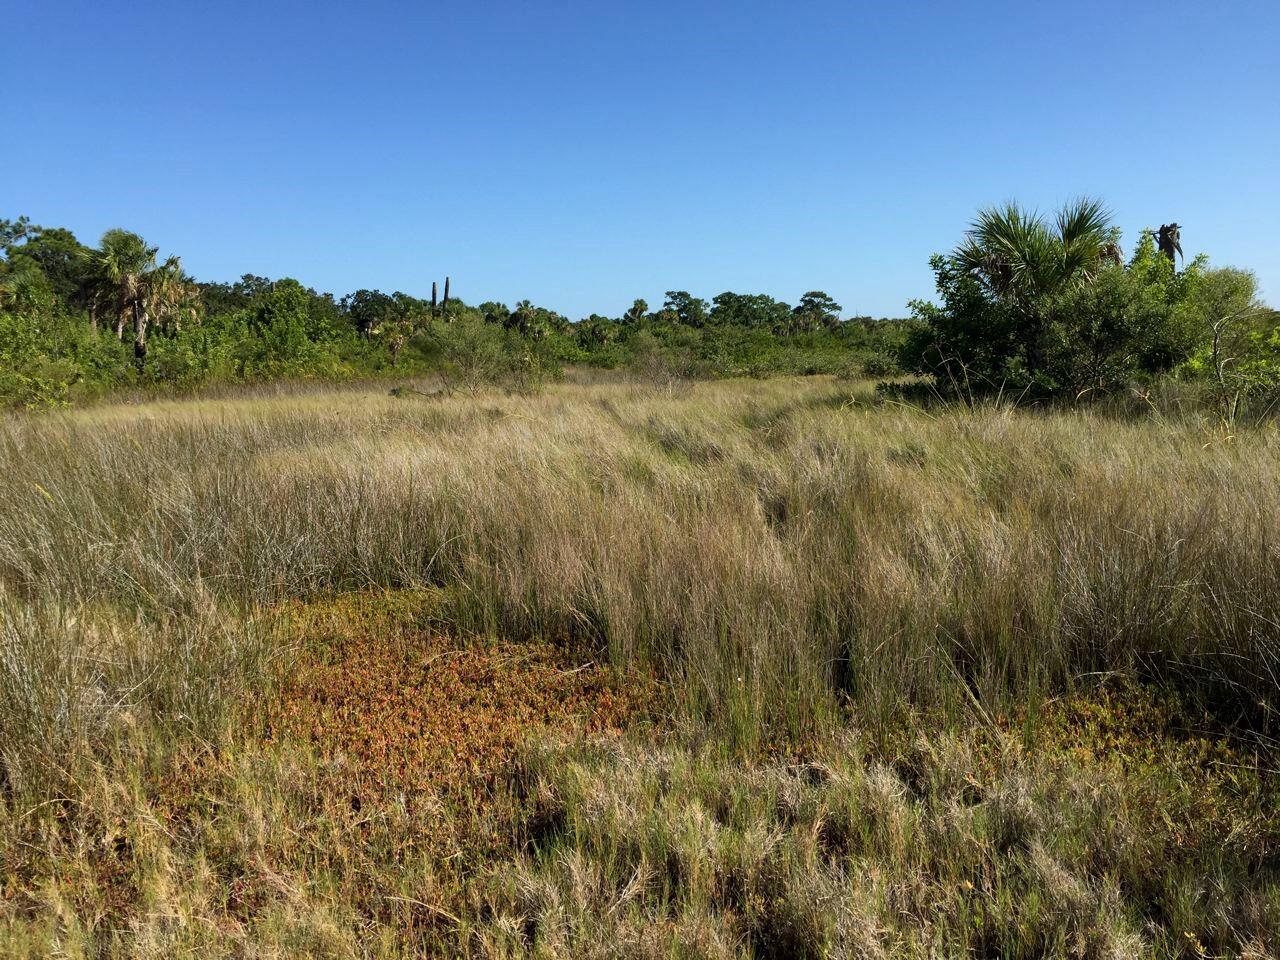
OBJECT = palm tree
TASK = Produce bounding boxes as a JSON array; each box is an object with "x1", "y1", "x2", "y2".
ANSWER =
[
  {"x1": 623, "y1": 299, "x2": 648, "y2": 325},
  {"x1": 953, "y1": 198, "x2": 1118, "y2": 305},
  {"x1": 93, "y1": 232, "x2": 200, "y2": 361},
  {"x1": 144, "y1": 256, "x2": 199, "y2": 339},
  {"x1": 951, "y1": 199, "x2": 1120, "y2": 377},
  {"x1": 95, "y1": 230, "x2": 157, "y2": 356},
  {"x1": 0, "y1": 264, "x2": 51, "y2": 314}
]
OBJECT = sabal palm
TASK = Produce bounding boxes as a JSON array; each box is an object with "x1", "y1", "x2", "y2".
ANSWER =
[
  {"x1": 144, "y1": 256, "x2": 198, "y2": 336},
  {"x1": 953, "y1": 198, "x2": 1117, "y2": 304},
  {"x1": 0, "y1": 264, "x2": 49, "y2": 313},
  {"x1": 95, "y1": 229, "x2": 157, "y2": 344}
]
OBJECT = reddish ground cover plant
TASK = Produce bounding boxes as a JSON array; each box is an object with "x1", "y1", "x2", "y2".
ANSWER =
[{"x1": 266, "y1": 591, "x2": 661, "y2": 807}]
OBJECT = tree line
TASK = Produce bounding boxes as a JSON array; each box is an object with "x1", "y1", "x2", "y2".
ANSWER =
[
  {"x1": 0, "y1": 216, "x2": 907, "y2": 405},
  {"x1": 1, "y1": 202, "x2": 1276, "y2": 414}
]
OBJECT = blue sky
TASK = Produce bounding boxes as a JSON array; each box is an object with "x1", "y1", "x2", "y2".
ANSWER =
[{"x1": 5, "y1": 0, "x2": 1278, "y2": 317}]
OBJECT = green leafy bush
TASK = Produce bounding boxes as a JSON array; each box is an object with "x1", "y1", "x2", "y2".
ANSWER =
[
  {"x1": 903, "y1": 202, "x2": 1216, "y2": 398},
  {"x1": 422, "y1": 315, "x2": 562, "y2": 393}
]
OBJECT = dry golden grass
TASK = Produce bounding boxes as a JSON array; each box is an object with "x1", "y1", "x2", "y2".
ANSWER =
[
  {"x1": 485, "y1": 690, "x2": 1278, "y2": 960},
  {"x1": 1, "y1": 375, "x2": 1278, "y2": 956}
]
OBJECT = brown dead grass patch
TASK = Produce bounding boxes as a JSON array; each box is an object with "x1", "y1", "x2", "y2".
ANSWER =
[{"x1": 263, "y1": 590, "x2": 663, "y2": 808}]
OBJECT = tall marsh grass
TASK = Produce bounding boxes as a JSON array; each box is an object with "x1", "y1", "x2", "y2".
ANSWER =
[
  {"x1": 1, "y1": 376, "x2": 1277, "y2": 777},
  {"x1": 3, "y1": 377, "x2": 1280, "y2": 956}
]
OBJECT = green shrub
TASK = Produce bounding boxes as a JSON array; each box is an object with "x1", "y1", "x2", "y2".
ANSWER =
[
  {"x1": 904, "y1": 203, "x2": 1216, "y2": 399},
  {"x1": 422, "y1": 315, "x2": 561, "y2": 393}
]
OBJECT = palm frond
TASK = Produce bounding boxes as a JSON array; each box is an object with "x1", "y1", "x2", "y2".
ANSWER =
[
  {"x1": 954, "y1": 198, "x2": 1118, "y2": 300},
  {"x1": 1056, "y1": 197, "x2": 1112, "y2": 249}
]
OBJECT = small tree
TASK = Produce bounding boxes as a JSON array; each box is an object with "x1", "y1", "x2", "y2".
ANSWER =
[
  {"x1": 622, "y1": 298, "x2": 649, "y2": 325},
  {"x1": 92, "y1": 231, "x2": 200, "y2": 363},
  {"x1": 242, "y1": 279, "x2": 341, "y2": 377},
  {"x1": 425, "y1": 315, "x2": 533, "y2": 394},
  {"x1": 791, "y1": 291, "x2": 842, "y2": 333},
  {"x1": 1181, "y1": 268, "x2": 1269, "y2": 424},
  {"x1": 662, "y1": 291, "x2": 709, "y2": 328},
  {"x1": 710, "y1": 292, "x2": 791, "y2": 329},
  {"x1": 342, "y1": 289, "x2": 396, "y2": 339}
]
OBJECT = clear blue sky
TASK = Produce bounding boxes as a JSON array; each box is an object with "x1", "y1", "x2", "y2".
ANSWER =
[{"x1": 5, "y1": 0, "x2": 1277, "y2": 318}]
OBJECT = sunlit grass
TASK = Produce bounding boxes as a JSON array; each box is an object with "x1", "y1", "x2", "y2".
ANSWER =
[{"x1": 1, "y1": 376, "x2": 1278, "y2": 956}]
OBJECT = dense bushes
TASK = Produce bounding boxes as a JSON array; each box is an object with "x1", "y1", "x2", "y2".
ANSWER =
[
  {"x1": 571, "y1": 318, "x2": 910, "y2": 383},
  {"x1": 0, "y1": 217, "x2": 914, "y2": 408},
  {"x1": 902, "y1": 201, "x2": 1276, "y2": 407},
  {"x1": 0, "y1": 309, "x2": 133, "y2": 406}
]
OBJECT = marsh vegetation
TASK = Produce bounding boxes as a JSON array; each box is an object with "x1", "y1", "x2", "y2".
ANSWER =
[{"x1": 2, "y1": 374, "x2": 1278, "y2": 957}]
